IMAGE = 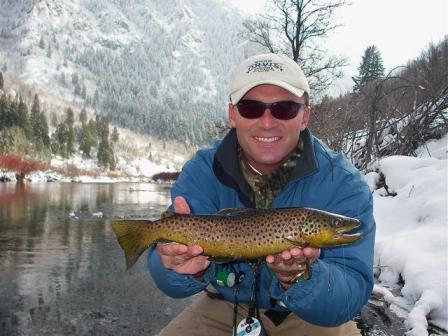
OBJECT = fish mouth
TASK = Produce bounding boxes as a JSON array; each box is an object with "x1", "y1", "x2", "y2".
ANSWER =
[{"x1": 333, "y1": 222, "x2": 362, "y2": 243}]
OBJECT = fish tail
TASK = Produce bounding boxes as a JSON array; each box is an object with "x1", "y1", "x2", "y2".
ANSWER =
[{"x1": 111, "y1": 220, "x2": 156, "y2": 270}]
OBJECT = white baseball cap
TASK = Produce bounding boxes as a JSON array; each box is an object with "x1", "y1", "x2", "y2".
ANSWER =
[{"x1": 228, "y1": 53, "x2": 310, "y2": 104}]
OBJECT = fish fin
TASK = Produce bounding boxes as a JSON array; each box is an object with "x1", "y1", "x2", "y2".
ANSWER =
[
  {"x1": 154, "y1": 238, "x2": 175, "y2": 244},
  {"x1": 207, "y1": 256, "x2": 237, "y2": 263},
  {"x1": 284, "y1": 237, "x2": 309, "y2": 248},
  {"x1": 161, "y1": 211, "x2": 176, "y2": 219},
  {"x1": 216, "y1": 208, "x2": 259, "y2": 216},
  {"x1": 111, "y1": 220, "x2": 155, "y2": 270},
  {"x1": 303, "y1": 260, "x2": 311, "y2": 280}
]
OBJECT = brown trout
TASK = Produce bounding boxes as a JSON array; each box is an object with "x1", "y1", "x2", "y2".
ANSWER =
[{"x1": 111, "y1": 207, "x2": 362, "y2": 269}]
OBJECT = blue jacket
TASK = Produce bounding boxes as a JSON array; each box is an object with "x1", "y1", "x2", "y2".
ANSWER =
[{"x1": 148, "y1": 128, "x2": 375, "y2": 327}]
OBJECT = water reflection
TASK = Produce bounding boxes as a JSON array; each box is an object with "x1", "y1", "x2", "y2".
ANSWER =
[{"x1": 0, "y1": 182, "x2": 189, "y2": 336}]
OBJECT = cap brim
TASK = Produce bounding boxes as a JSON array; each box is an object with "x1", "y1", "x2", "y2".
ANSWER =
[{"x1": 230, "y1": 80, "x2": 306, "y2": 104}]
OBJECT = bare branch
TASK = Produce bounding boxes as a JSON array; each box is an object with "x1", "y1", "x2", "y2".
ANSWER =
[{"x1": 243, "y1": 0, "x2": 349, "y2": 96}]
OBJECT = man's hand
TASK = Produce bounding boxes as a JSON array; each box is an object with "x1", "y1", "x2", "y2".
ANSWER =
[
  {"x1": 266, "y1": 247, "x2": 320, "y2": 289},
  {"x1": 156, "y1": 196, "x2": 210, "y2": 277}
]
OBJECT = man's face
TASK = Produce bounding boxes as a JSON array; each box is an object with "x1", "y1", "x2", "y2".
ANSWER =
[{"x1": 228, "y1": 84, "x2": 310, "y2": 175}]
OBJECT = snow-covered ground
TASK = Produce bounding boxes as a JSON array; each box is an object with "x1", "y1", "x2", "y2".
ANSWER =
[{"x1": 365, "y1": 134, "x2": 447, "y2": 335}]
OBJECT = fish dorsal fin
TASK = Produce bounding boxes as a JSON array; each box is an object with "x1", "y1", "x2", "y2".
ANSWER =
[
  {"x1": 216, "y1": 208, "x2": 259, "y2": 216},
  {"x1": 161, "y1": 211, "x2": 176, "y2": 219}
]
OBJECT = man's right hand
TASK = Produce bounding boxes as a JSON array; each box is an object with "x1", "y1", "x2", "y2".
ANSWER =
[{"x1": 155, "y1": 196, "x2": 210, "y2": 276}]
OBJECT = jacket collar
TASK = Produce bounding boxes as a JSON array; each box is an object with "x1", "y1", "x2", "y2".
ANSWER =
[{"x1": 212, "y1": 128, "x2": 318, "y2": 207}]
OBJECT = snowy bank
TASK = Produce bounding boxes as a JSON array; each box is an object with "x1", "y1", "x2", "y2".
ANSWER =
[
  {"x1": 0, "y1": 153, "x2": 184, "y2": 183},
  {"x1": 369, "y1": 135, "x2": 447, "y2": 335}
]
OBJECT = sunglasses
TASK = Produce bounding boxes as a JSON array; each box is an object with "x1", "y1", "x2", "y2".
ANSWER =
[{"x1": 236, "y1": 100, "x2": 305, "y2": 120}]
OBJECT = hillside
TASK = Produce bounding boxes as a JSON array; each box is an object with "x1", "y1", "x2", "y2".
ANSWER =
[{"x1": 0, "y1": 0, "x2": 245, "y2": 147}]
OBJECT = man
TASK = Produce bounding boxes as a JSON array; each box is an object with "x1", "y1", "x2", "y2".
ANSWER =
[{"x1": 148, "y1": 53, "x2": 375, "y2": 335}]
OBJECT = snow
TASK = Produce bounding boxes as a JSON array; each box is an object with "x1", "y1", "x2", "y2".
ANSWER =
[{"x1": 370, "y1": 136, "x2": 447, "y2": 335}]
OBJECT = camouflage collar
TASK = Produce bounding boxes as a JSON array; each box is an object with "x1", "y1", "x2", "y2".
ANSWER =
[
  {"x1": 239, "y1": 140, "x2": 304, "y2": 208},
  {"x1": 212, "y1": 128, "x2": 318, "y2": 208}
]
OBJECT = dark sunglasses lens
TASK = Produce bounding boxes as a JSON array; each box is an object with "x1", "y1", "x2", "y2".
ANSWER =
[
  {"x1": 237, "y1": 101, "x2": 265, "y2": 119},
  {"x1": 271, "y1": 102, "x2": 301, "y2": 120}
]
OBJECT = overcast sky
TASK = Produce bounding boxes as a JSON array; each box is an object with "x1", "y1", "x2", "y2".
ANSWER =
[{"x1": 225, "y1": 0, "x2": 447, "y2": 95}]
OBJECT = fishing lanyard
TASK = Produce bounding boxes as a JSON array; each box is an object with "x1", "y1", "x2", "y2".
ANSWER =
[{"x1": 232, "y1": 261, "x2": 267, "y2": 336}]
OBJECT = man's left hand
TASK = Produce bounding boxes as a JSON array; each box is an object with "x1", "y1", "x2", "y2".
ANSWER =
[{"x1": 266, "y1": 247, "x2": 320, "y2": 289}]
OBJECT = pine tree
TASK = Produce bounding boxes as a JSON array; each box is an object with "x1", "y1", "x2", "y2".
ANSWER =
[
  {"x1": 30, "y1": 94, "x2": 50, "y2": 150},
  {"x1": 352, "y1": 45, "x2": 385, "y2": 92},
  {"x1": 111, "y1": 126, "x2": 119, "y2": 144},
  {"x1": 65, "y1": 107, "x2": 75, "y2": 155},
  {"x1": 0, "y1": 93, "x2": 6, "y2": 131},
  {"x1": 79, "y1": 108, "x2": 87, "y2": 125},
  {"x1": 39, "y1": 110, "x2": 50, "y2": 148},
  {"x1": 81, "y1": 84, "x2": 87, "y2": 99},
  {"x1": 0, "y1": 71, "x2": 4, "y2": 90},
  {"x1": 96, "y1": 117, "x2": 115, "y2": 170},
  {"x1": 39, "y1": 36, "x2": 45, "y2": 49},
  {"x1": 53, "y1": 122, "x2": 69, "y2": 157},
  {"x1": 79, "y1": 118, "x2": 97, "y2": 158},
  {"x1": 30, "y1": 94, "x2": 42, "y2": 147},
  {"x1": 17, "y1": 97, "x2": 32, "y2": 139}
]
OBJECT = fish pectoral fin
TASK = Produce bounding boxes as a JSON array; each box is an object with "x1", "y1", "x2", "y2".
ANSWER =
[
  {"x1": 154, "y1": 238, "x2": 175, "y2": 244},
  {"x1": 207, "y1": 256, "x2": 237, "y2": 263},
  {"x1": 284, "y1": 237, "x2": 309, "y2": 248},
  {"x1": 161, "y1": 211, "x2": 176, "y2": 219}
]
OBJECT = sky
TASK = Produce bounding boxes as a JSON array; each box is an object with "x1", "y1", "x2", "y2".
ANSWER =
[{"x1": 226, "y1": 0, "x2": 447, "y2": 94}]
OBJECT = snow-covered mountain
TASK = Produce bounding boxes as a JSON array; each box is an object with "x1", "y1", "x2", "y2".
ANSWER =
[{"x1": 0, "y1": 0, "x2": 248, "y2": 146}]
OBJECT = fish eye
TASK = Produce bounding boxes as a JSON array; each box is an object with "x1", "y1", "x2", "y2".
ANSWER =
[{"x1": 332, "y1": 218, "x2": 342, "y2": 226}]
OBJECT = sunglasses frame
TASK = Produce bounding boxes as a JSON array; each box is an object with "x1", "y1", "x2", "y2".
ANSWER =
[{"x1": 235, "y1": 99, "x2": 305, "y2": 120}]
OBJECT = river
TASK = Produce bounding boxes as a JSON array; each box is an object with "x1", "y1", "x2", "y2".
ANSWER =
[
  {"x1": 0, "y1": 182, "x2": 192, "y2": 336},
  {"x1": 2, "y1": 182, "x2": 438, "y2": 336}
]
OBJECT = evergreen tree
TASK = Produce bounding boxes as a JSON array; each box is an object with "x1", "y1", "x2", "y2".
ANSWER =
[
  {"x1": 65, "y1": 107, "x2": 75, "y2": 155},
  {"x1": 79, "y1": 117, "x2": 97, "y2": 158},
  {"x1": 50, "y1": 112, "x2": 58, "y2": 127},
  {"x1": 81, "y1": 83, "x2": 87, "y2": 99},
  {"x1": 0, "y1": 71, "x2": 3, "y2": 90},
  {"x1": 87, "y1": 118, "x2": 98, "y2": 145},
  {"x1": 17, "y1": 97, "x2": 32, "y2": 139},
  {"x1": 74, "y1": 82, "x2": 81, "y2": 96},
  {"x1": 52, "y1": 122, "x2": 69, "y2": 157},
  {"x1": 96, "y1": 117, "x2": 115, "y2": 169},
  {"x1": 352, "y1": 45, "x2": 385, "y2": 92},
  {"x1": 0, "y1": 94, "x2": 10, "y2": 129},
  {"x1": 79, "y1": 108, "x2": 87, "y2": 125},
  {"x1": 39, "y1": 110, "x2": 50, "y2": 148},
  {"x1": 30, "y1": 94, "x2": 50, "y2": 150},
  {"x1": 111, "y1": 126, "x2": 119, "y2": 144},
  {"x1": 39, "y1": 36, "x2": 45, "y2": 49},
  {"x1": 0, "y1": 93, "x2": 6, "y2": 130},
  {"x1": 71, "y1": 72, "x2": 79, "y2": 85},
  {"x1": 9, "y1": 98, "x2": 19, "y2": 128},
  {"x1": 30, "y1": 94, "x2": 42, "y2": 146}
]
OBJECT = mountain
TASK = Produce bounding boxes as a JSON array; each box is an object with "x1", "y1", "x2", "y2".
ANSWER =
[{"x1": 0, "y1": 0, "x2": 247, "y2": 147}]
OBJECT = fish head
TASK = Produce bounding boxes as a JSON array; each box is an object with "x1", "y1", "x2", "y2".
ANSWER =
[{"x1": 287, "y1": 209, "x2": 362, "y2": 248}]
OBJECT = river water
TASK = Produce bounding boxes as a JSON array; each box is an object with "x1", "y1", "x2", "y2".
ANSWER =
[
  {"x1": 0, "y1": 182, "x2": 191, "y2": 336},
  {"x1": 2, "y1": 182, "x2": 442, "y2": 336}
]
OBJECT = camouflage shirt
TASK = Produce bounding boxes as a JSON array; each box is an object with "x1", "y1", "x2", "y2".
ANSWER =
[{"x1": 239, "y1": 139, "x2": 304, "y2": 209}]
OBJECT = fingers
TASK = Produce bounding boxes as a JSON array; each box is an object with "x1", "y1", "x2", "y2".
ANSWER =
[
  {"x1": 266, "y1": 247, "x2": 320, "y2": 276},
  {"x1": 157, "y1": 243, "x2": 203, "y2": 260},
  {"x1": 156, "y1": 242, "x2": 209, "y2": 275},
  {"x1": 303, "y1": 246, "x2": 321, "y2": 262},
  {"x1": 173, "y1": 196, "x2": 190, "y2": 214}
]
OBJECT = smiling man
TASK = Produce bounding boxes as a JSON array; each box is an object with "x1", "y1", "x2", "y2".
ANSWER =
[{"x1": 148, "y1": 53, "x2": 375, "y2": 336}]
